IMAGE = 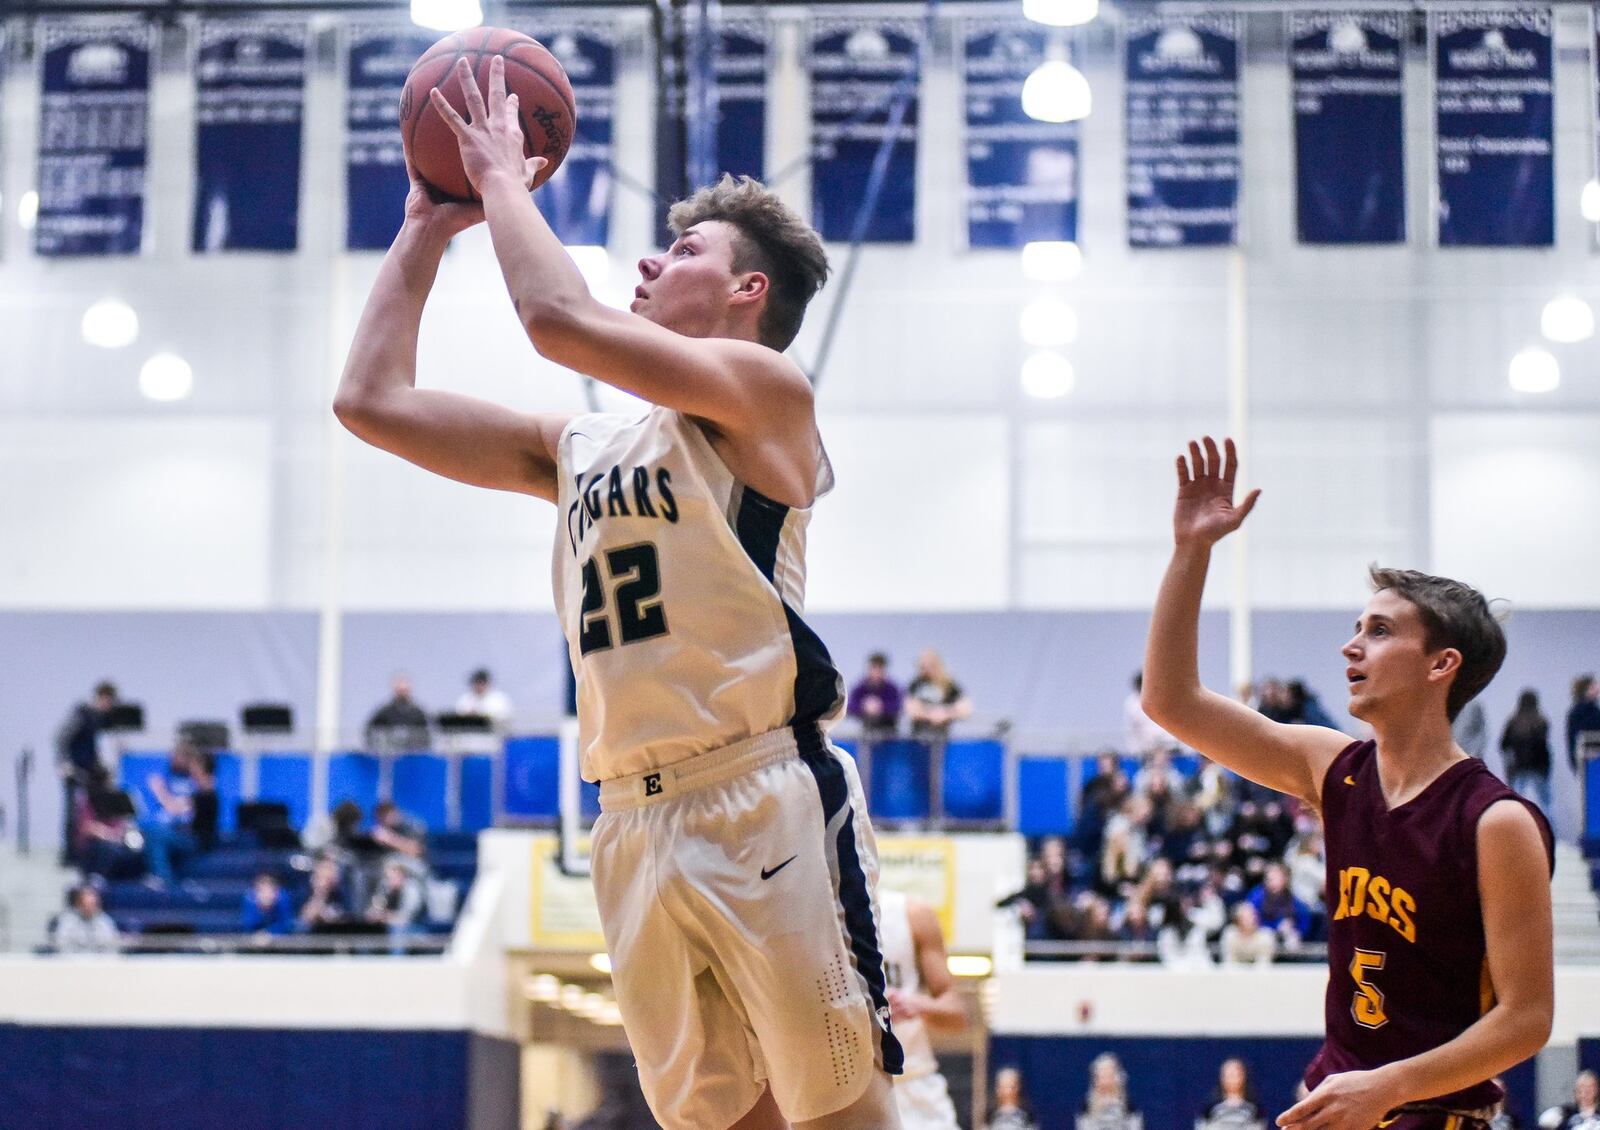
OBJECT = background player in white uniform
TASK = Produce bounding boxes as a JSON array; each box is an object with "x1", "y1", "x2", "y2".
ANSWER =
[
  {"x1": 335, "y1": 57, "x2": 902, "y2": 1130},
  {"x1": 878, "y1": 889, "x2": 968, "y2": 1130}
]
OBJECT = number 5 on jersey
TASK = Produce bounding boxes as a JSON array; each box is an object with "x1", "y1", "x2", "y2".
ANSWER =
[
  {"x1": 580, "y1": 542, "x2": 670, "y2": 656},
  {"x1": 1350, "y1": 948, "x2": 1388, "y2": 1029}
]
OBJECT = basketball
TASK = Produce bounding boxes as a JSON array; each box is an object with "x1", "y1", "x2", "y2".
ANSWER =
[{"x1": 399, "y1": 26, "x2": 576, "y2": 202}]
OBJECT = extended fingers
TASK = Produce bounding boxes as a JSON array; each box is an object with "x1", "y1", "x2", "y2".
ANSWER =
[
  {"x1": 488, "y1": 52, "x2": 506, "y2": 109},
  {"x1": 1188, "y1": 440, "x2": 1204, "y2": 479},
  {"x1": 1176, "y1": 454, "x2": 1191, "y2": 485},
  {"x1": 1202, "y1": 436, "x2": 1222, "y2": 479},
  {"x1": 1223, "y1": 436, "x2": 1239, "y2": 485},
  {"x1": 429, "y1": 86, "x2": 468, "y2": 135},
  {"x1": 454, "y1": 56, "x2": 487, "y2": 123}
]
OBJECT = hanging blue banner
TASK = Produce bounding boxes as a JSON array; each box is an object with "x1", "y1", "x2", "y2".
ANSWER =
[
  {"x1": 510, "y1": 21, "x2": 616, "y2": 247},
  {"x1": 345, "y1": 25, "x2": 434, "y2": 251},
  {"x1": 716, "y1": 21, "x2": 767, "y2": 182},
  {"x1": 1292, "y1": 13, "x2": 1406, "y2": 245},
  {"x1": 963, "y1": 22, "x2": 1079, "y2": 250},
  {"x1": 1434, "y1": 9, "x2": 1554, "y2": 247},
  {"x1": 809, "y1": 16, "x2": 922, "y2": 244},
  {"x1": 193, "y1": 20, "x2": 308, "y2": 253},
  {"x1": 35, "y1": 20, "x2": 153, "y2": 257},
  {"x1": 1124, "y1": 14, "x2": 1241, "y2": 248}
]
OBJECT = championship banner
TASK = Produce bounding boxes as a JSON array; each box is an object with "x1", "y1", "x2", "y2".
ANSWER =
[
  {"x1": 35, "y1": 19, "x2": 154, "y2": 257},
  {"x1": 510, "y1": 20, "x2": 616, "y2": 247},
  {"x1": 193, "y1": 19, "x2": 308, "y2": 253},
  {"x1": 344, "y1": 24, "x2": 435, "y2": 251},
  {"x1": 809, "y1": 16, "x2": 923, "y2": 243},
  {"x1": 1433, "y1": 8, "x2": 1554, "y2": 247},
  {"x1": 1124, "y1": 14, "x2": 1241, "y2": 248},
  {"x1": 716, "y1": 19, "x2": 768, "y2": 182},
  {"x1": 963, "y1": 21, "x2": 1079, "y2": 249},
  {"x1": 1291, "y1": 13, "x2": 1406, "y2": 245}
]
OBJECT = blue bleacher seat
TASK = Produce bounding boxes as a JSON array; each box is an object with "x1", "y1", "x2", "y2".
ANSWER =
[
  {"x1": 1586, "y1": 758, "x2": 1600, "y2": 846},
  {"x1": 1018, "y1": 756, "x2": 1072, "y2": 836},
  {"x1": 257, "y1": 754, "x2": 312, "y2": 832},
  {"x1": 943, "y1": 739, "x2": 1005, "y2": 822},
  {"x1": 393, "y1": 754, "x2": 448, "y2": 831},
  {"x1": 327, "y1": 752, "x2": 380, "y2": 818},
  {"x1": 460, "y1": 755, "x2": 494, "y2": 832}
]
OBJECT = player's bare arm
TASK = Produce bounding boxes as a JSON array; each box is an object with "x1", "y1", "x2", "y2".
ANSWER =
[
  {"x1": 1277, "y1": 800, "x2": 1553, "y2": 1130},
  {"x1": 889, "y1": 899, "x2": 967, "y2": 1034},
  {"x1": 333, "y1": 152, "x2": 571, "y2": 502},
  {"x1": 1141, "y1": 437, "x2": 1351, "y2": 809},
  {"x1": 432, "y1": 56, "x2": 820, "y2": 508}
]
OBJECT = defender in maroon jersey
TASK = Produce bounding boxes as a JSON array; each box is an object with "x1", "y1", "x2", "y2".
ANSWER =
[{"x1": 1141, "y1": 437, "x2": 1555, "y2": 1130}]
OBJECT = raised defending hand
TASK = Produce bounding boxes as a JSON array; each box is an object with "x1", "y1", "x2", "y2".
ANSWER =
[
  {"x1": 1172, "y1": 436, "x2": 1260, "y2": 548},
  {"x1": 429, "y1": 55, "x2": 547, "y2": 199}
]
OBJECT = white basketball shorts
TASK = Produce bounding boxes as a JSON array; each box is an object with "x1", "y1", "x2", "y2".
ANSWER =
[
  {"x1": 893, "y1": 1071, "x2": 962, "y2": 1130},
  {"x1": 591, "y1": 723, "x2": 904, "y2": 1130}
]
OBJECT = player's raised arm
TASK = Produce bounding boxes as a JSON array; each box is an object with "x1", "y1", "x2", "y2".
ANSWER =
[
  {"x1": 1140, "y1": 437, "x2": 1350, "y2": 809},
  {"x1": 333, "y1": 156, "x2": 570, "y2": 502},
  {"x1": 431, "y1": 56, "x2": 815, "y2": 439}
]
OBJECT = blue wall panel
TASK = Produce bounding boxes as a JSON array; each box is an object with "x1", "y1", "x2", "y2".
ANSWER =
[
  {"x1": 257, "y1": 754, "x2": 312, "y2": 832},
  {"x1": 393, "y1": 753, "x2": 448, "y2": 830},
  {"x1": 327, "y1": 752, "x2": 379, "y2": 818}
]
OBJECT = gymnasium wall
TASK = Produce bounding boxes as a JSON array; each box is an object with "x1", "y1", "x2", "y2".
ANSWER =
[
  {"x1": 3, "y1": 10, "x2": 1600, "y2": 619},
  {"x1": 2, "y1": 607, "x2": 1594, "y2": 842}
]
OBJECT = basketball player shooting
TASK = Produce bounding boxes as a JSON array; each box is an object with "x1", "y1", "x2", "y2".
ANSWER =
[
  {"x1": 335, "y1": 55, "x2": 904, "y2": 1130},
  {"x1": 1140, "y1": 438, "x2": 1554, "y2": 1130}
]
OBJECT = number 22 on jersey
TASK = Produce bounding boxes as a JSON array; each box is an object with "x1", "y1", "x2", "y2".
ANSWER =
[{"x1": 579, "y1": 542, "x2": 670, "y2": 655}]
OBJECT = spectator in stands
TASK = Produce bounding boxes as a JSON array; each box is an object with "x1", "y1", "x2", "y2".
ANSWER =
[
  {"x1": 368, "y1": 858, "x2": 425, "y2": 935},
  {"x1": 1096, "y1": 822, "x2": 1143, "y2": 903},
  {"x1": 989, "y1": 1066, "x2": 1040, "y2": 1130},
  {"x1": 455, "y1": 667, "x2": 514, "y2": 731},
  {"x1": 905, "y1": 650, "x2": 972, "y2": 744},
  {"x1": 1538, "y1": 1070, "x2": 1599, "y2": 1130},
  {"x1": 1192, "y1": 755, "x2": 1238, "y2": 836},
  {"x1": 1566, "y1": 675, "x2": 1600, "y2": 772},
  {"x1": 242, "y1": 872, "x2": 296, "y2": 936},
  {"x1": 1285, "y1": 679, "x2": 1339, "y2": 731},
  {"x1": 1500, "y1": 689, "x2": 1553, "y2": 814},
  {"x1": 139, "y1": 738, "x2": 206, "y2": 886},
  {"x1": 1284, "y1": 819, "x2": 1326, "y2": 918},
  {"x1": 1220, "y1": 901, "x2": 1276, "y2": 966},
  {"x1": 1124, "y1": 671, "x2": 1178, "y2": 756},
  {"x1": 1078, "y1": 1052, "x2": 1143, "y2": 1130},
  {"x1": 365, "y1": 673, "x2": 430, "y2": 752},
  {"x1": 54, "y1": 680, "x2": 120, "y2": 865},
  {"x1": 1115, "y1": 898, "x2": 1158, "y2": 946},
  {"x1": 1196, "y1": 1058, "x2": 1265, "y2": 1130},
  {"x1": 1454, "y1": 698, "x2": 1489, "y2": 760},
  {"x1": 298, "y1": 856, "x2": 349, "y2": 930},
  {"x1": 1255, "y1": 678, "x2": 1295, "y2": 724},
  {"x1": 73, "y1": 765, "x2": 143, "y2": 880},
  {"x1": 1246, "y1": 862, "x2": 1311, "y2": 947},
  {"x1": 997, "y1": 856, "x2": 1055, "y2": 940},
  {"x1": 1077, "y1": 753, "x2": 1131, "y2": 857},
  {"x1": 51, "y1": 885, "x2": 121, "y2": 954},
  {"x1": 847, "y1": 652, "x2": 903, "y2": 742},
  {"x1": 1157, "y1": 801, "x2": 1206, "y2": 868},
  {"x1": 1487, "y1": 1076, "x2": 1523, "y2": 1130},
  {"x1": 1135, "y1": 857, "x2": 1187, "y2": 937},
  {"x1": 373, "y1": 800, "x2": 428, "y2": 876}
]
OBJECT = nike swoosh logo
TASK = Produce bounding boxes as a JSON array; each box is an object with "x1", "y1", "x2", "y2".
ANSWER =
[
  {"x1": 1344, "y1": 775, "x2": 1357, "y2": 786},
  {"x1": 761, "y1": 855, "x2": 798, "y2": 881}
]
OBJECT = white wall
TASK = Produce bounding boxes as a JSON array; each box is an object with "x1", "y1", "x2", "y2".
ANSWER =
[{"x1": 2, "y1": 7, "x2": 1599, "y2": 613}]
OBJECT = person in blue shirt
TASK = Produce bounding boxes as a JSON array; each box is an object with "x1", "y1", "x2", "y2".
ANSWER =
[
  {"x1": 241, "y1": 872, "x2": 296, "y2": 936},
  {"x1": 139, "y1": 738, "x2": 208, "y2": 885},
  {"x1": 1245, "y1": 861, "x2": 1313, "y2": 944}
]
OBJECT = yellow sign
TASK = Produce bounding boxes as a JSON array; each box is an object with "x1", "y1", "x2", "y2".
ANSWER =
[
  {"x1": 875, "y1": 835, "x2": 956, "y2": 939},
  {"x1": 530, "y1": 837, "x2": 605, "y2": 949}
]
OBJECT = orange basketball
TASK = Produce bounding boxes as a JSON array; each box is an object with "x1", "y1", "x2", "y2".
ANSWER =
[{"x1": 399, "y1": 26, "x2": 575, "y2": 202}]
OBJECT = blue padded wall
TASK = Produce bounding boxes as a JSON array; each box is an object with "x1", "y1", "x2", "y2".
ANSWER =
[
  {"x1": 501, "y1": 735, "x2": 559, "y2": 820},
  {"x1": 393, "y1": 754, "x2": 448, "y2": 830},
  {"x1": 944, "y1": 739, "x2": 1005, "y2": 821},
  {"x1": 327, "y1": 752, "x2": 379, "y2": 817},
  {"x1": 1017, "y1": 756, "x2": 1071, "y2": 836},
  {"x1": 461, "y1": 755, "x2": 494, "y2": 832},
  {"x1": 257, "y1": 754, "x2": 312, "y2": 832}
]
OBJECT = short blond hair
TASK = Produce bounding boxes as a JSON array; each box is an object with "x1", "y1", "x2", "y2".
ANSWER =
[{"x1": 668, "y1": 175, "x2": 830, "y2": 351}]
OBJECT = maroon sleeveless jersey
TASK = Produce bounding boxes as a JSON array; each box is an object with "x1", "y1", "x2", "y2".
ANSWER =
[{"x1": 1305, "y1": 740, "x2": 1554, "y2": 1113}]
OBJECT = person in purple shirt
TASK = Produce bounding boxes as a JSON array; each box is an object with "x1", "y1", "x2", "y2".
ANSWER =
[
  {"x1": 848, "y1": 652, "x2": 903, "y2": 742},
  {"x1": 1142, "y1": 437, "x2": 1553, "y2": 1130}
]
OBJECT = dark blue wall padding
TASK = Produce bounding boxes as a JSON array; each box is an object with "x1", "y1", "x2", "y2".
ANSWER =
[
  {"x1": 212, "y1": 752, "x2": 241, "y2": 835},
  {"x1": 257, "y1": 754, "x2": 312, "y2": 832},
  {"x1": 988, "y1": 1036, "x2": 1538, "y2": 1130},
  {"x1": 461, "y1": 755, "x2": 494, "y2": 833},
  {"x1": 1018, "y1": 756, "x2": 1071, "y2": 835},
  {"x1": 393, "y1": 754, "x2": 448, "y2": 830},
  {"x1": 944, "y1": 739, "x2": 1006, "y2": 821},
  {"x1": 0, "y1": 1026, "x2": 519, "y2": 1130},
  {"x1": 501, "y1": 735, "x2": 560, "y2": 819},
  {"x1": 870, "y1": 739, "x2": 931, "y2": 821},
  {"x1": 327, "y1": 752, "x2": 379, "y2": 817}
]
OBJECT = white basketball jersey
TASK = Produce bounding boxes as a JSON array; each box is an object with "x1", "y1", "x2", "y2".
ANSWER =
[
  {"x1": 878, "y1": 889, "x2": 939, "y2": 1079},
  {"x1": 552, "y1": 407, "x2": 844, "y2": 783}
]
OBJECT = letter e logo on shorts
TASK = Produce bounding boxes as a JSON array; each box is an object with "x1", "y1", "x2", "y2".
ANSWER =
[{"x1": 643, "y1": 772, "x2": 663, "y2": 797}]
